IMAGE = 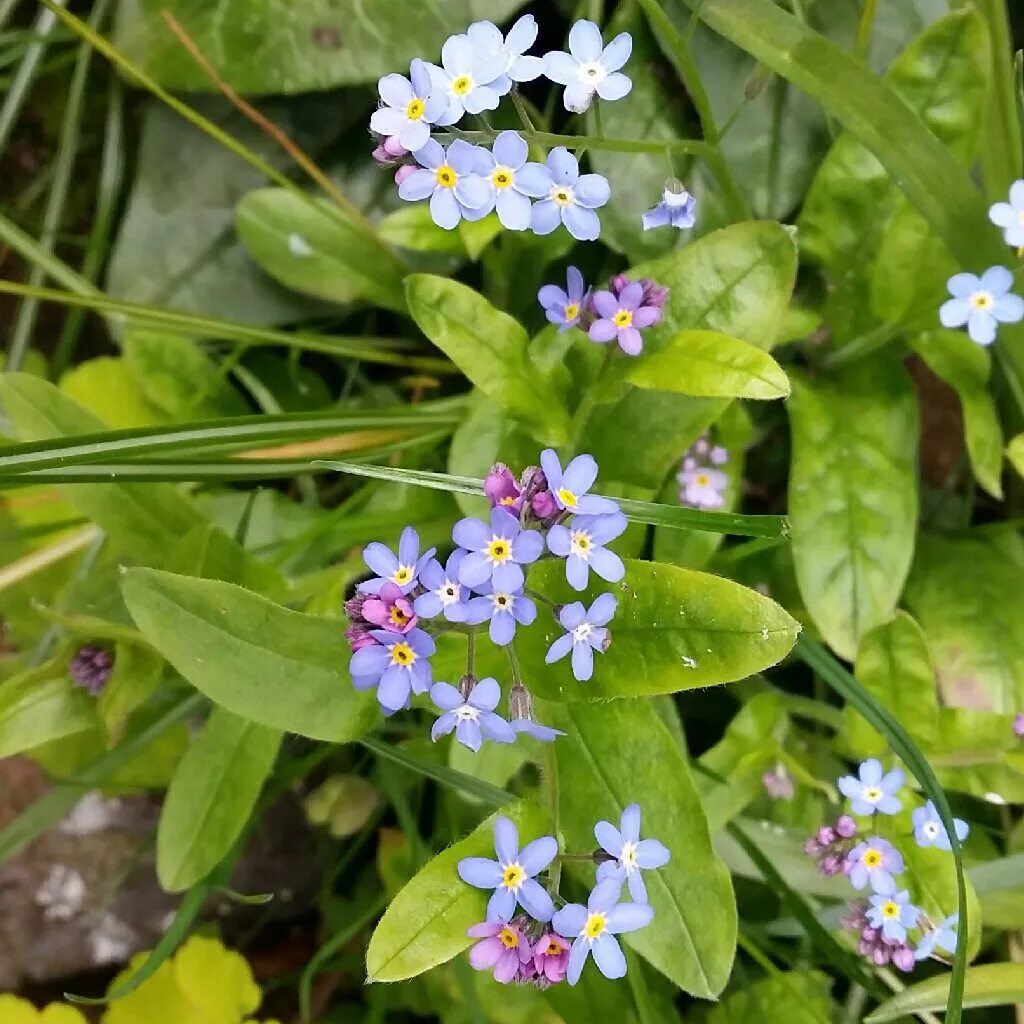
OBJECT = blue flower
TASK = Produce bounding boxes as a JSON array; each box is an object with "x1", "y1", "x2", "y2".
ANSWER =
[
  {"x1": 544, "y1": 21, "x2": 633, "y2": 113},
  {"x1": 512, "y1": 719, "x2": 565, "y2": 742},
  {"x1": 430, "y1": 678, "x2": 516, "y2": 752},
  {"x1": 529, "y1": 148, "x2": 610, "y2": 241},
  {"x1": 594, "y1": 804, "x2": 670, "y2": 904},
  {"x1": 458, "y1": 815, "x2": 557, "y2": 922},
  {"x1": 538, "y1": 266, "x2": 588, "y2": 331},
  {"x1": 545, "y1": 593, "x2": 616, "y2": 682},
  {"x1": 473, "y1": 130, "x2": 551, "y2": 231},
  {"x1": 398, "y1": 139, "x2": 491, "y2": 230},
  {"x1": 547, "y1": 512, "x2": 627, "y2": 591},
  {"x1": 552, "y1": 879, "x2": 653, "y2": 985},
  {"x1": 846, "y1": 837, "x2": 904, "y2": 895},
  {"x1": 988, "y1": 180, "x2": 1024, "y2": 247},
  {"x1": 939, "y1": 266, "x2": 1024, "y2": 346},
  {"x1": 452, "y1": 507, "x2": 544, "y2": 593},
  {"x1": 867, "y1": 890, "x2": 920, "y2": 943},
  {"x1": 912, "y1": 800, "x2": 970, "y2": 852},
  {"x1": 348, "y1": 628, "x2": 435, "y2": 712},
  {"x1": 413, "y1": 550, "x2": 470, "y2": 622},
  {"x1": 359, "y1": 526, "x2": 436, "y2": 595},
  {"x1": 539, "y1": 449, "x2": 619, "y2": 515},
  {"x1": 369, "y1": 59, "x2": 447, "y2": 152},
  {"x1": 837, "y1": 758, "x2": 904, "y2": 816},
  {"x1": 426, "y1": 34, "x2": 506, "y2": 125},
  {"x1": 467, "y1": 15, "x2": 546, "y2": 87},
  {"x1": 915, "y1": 912, "x2": 958, "y2": 961},
  {"x1": 464, "y1": 583, "x2": 537, "y2": 646},
  {"x1": 642, "y1": 183, "x2": 697, "y2": 231}
]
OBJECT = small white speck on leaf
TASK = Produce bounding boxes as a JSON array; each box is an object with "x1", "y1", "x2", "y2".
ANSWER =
[
  {"x1": 288, "y1": 232, "x2": 313, "y2": 257},
  {"x1": 984, "y1": 791, "x2": 1007, "y2": 805},
  {"x1": 760, "y1": 626, "x2": 770, "y2": 640},
  {"x1": 682, "y1": 656, "x2": 697, "y2": 668}
]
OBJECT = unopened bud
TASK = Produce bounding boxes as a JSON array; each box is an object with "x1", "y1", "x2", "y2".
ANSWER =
[
  {"x1": 835, "y1": 815, "x2": 857, "y2": 838},
  {"x1": 394, "y1": 164, "x2": 416, "y2": 187},
  {"x1": 818, "y1": 854, "x2": 843, "y2": 877},
  {"x1": 509, "y1": 682, "x2": 534, "y2": 722},
  {"x1": 815, "y1": 825, "x2": 837, "y2": 847},
  {"x1": 892, "y1": 945, "x2": 915, "y2": 973},
  {"x1": 458, "y1": 673, "x2": 476, "y2": 701}
]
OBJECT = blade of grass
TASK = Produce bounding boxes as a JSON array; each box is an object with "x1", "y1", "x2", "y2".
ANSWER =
[{"x1": 0, "y1": 209, "x2": 97, "y2": 296}]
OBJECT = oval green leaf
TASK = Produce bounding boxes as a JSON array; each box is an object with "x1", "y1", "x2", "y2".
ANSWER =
[
  {"x1": 0, "y1": 670, "x2": 97, "y2": 758},
  {"x1": 865, "y1": 962, "x2": 1022, "y2": 1022}
]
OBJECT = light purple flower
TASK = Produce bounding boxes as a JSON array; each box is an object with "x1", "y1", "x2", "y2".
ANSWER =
[
  {"x1": 430, "y1": 678, "x2": 516, "y2": 752},
  {"x1": 915, "y1": 912, "x2": 958, "y2": 961},
  {"x1": 467, "y1": 918, "x2": 533, "y2": 983},
  {"x1": 762, "y1": 763, "x2": 795, "y2": 800},
  {"x1": 1015, "y1": 713, "x2": 1024, "y2": 738},
  {"x1": 939, "y1": 266, "x2": 1024, "y2": 346},
  {"x1": 531, "y1": 929, "x2": 570, "y2": 983},
  {"x1": 467, "y1": 15, "x2": 546, "y2": 86},
  {"x1": 588, "y1": 281, "x2": 662, "y2": 356},
  {"x1": 846, "y1": 837, "x2": 904, "y2": 895},
  {"x1": 369, "y1": 59, "x2": 447, "y2": 152},
  {"x1": 426, "y1": 33, "x2": 506, "y2": 125},
  {"x1": 452, "y1": 506, "x2": 544, "y2": 593},
  {"x1": 545, "y1": 593, "x2": 616, "y2": 682},
  {"x1": 547, "y1": 512, "x2": 627, "y2": 591},
  {"x1": 529, "y1": 148, "x2": 610, "y2": 241},
  {"x1": 512, "y1": 719, "x2": 565, "y2": 743},
  {"x1": 867, "y1": 890, "x2": 920, "y2": 943},
  {"x1": 361, "y1": 582, "x2": 418, "y2": 633},
  {"x1": 398, "y1": 139, "x2": 491, "y2": 230},
  {"x1": 539, "y1": 449, "x2": 619, "y2": 515},
  {"x1": 484, "y1": 463, "x2": 523, "y2": 512},
  {"x1": 544, "y1": 21, "x2": 633, "y2": 113},
  {"x1": 837, "y1": 758, "x2": 904, "y2": 816},
  {"x1": 473, "y1": 130, "x2": 551, "y2": 230},
  {"x1": 458, "y1": 815, "x2": 557, "y2": 922},
  {"x1": 642, "y1": 183, "x2": 696, "y2": 231},
  {"x1": 359, "y1": 526, "x2": 435, "y2": 595},
  {"x1": 552, "y1": 879, "x2": 653, "y2": 985},
  {"x1": 413, "y1": 550, "x2": 471, "y2": 622},
  {"x1": 594, "y1": 803, "x2": 670, "y2": 904},
  {"x1": 677, "y1": 462, "x2": 728, "y2": 510},
  {"x1": 348, "y1": 628, "x2": 435, "y2": 712},
  {"x1": 912, "y1": 800, "x2": 969, "y2": 852},
  {"x1": 988, "y1": 180, "x2": 1024, "y2": 247},
  {"x1": 538, "y1": 266, "x2": 588, "y2": 332},
  {"x1": 464, "y1": 583, "x2": 537, "y2": 645}
]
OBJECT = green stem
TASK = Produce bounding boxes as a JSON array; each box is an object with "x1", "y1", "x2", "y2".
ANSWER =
[
  {"x1": 545, "y1": 740, "x2": 562, "y2": 897},
  {"x1": 855, "y1": 0, "x2": 879, "y2": 61},
  {"x1": 443, "y1": 126, "x2": 707, "y2": 157},
  {"x1": 467, "y1": 629, "x2": 477, "y2": 676},
  {"x1": 564, "y1": 345, "x2": 618, "y2": 459},
  {"x1": 510, "y1": 90, "x2": 537, "y2": 134}
]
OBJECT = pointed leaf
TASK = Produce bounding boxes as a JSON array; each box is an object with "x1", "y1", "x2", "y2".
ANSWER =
[
  {"x1": 0, "y1": 670, "x2": 97, "y2": 758},
  {"x1": 866, "y1": 964, "x2": 1024, "y2": 1023}
]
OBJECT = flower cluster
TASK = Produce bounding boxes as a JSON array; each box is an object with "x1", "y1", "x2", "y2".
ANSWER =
[
  {"x1": 538, "y1": 267, "x2": 669, "y2": 357},
  {"x1": 69, "y1": 643, "x2": 114, "y2": 696},
  {"x1": 806, "y1": 758, "x2": 970, "y2": 971},
  {"x1": 460, "y1": 808, "x2": 669, "y2": 987},
  {"x1": 344, "y1": 451, "x2": 625, "y2": 749},
  {"x1": 676, "y1": 434, "x2": 729, "y2": 510},
  {"x1": 939, "y1": 179, "x2": 1024, "y2": 346}
]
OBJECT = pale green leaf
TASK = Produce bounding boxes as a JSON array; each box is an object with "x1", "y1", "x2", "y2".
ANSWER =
[
  {"x1": 0, "y1": 670, "x2": 97, "y2": 758},
  {"x1": 706, "y1": 970, "x2": 833, "y2": 1024},
  {"x1": 866, "y1": 963, "x2": 1024, "y2": 1023}
]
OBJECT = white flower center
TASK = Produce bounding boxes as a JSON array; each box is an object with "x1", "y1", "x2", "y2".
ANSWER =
[
  {"x1": 492, "y1": 592, "x2": 514, "y2": 613},
  {"x1": 578, "y1": 61, "x2": 607, "y2": 85},
  {"x1": 664, "y1": 188, "x2": 691, "y2": 208},
  {"x1": 572, "y1": 622, "x2": 593, "y2": 644},
  {"x1": 924, "y1": 821, "x2": 940, "y2": 839},
  {"x1": 620, "y1": 841, "x2": 638, "y2": 872},
  {"x1": 551, "y1": 185, "x2": 576, "y2": 207},
  {"x1": 455, "y1": 705, "x2": 480, "y2": 723},
  {"x1": 569, "y1": 529, "x2": 592, "y2": 558},
  {"x1": 863, "y1": 786, "x2": 883, "y2": 803},
  {"x1": 437, "y1": 581, "x2": 460, "y2": 606},
  {"x1": 970, "y1": 290, "x2": 994, "y2": 311}
]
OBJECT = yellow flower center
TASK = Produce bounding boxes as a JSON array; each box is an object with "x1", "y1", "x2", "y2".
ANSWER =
[
  {"x1": 487, "y1": 538, "x2": 511, "y2": 562},
  {"x1": 564, "y1": 302, "x2": 580, "y2": 321},
  {"x1": 393, "y1": 566, "x2": 413, "y2": 585},
  {"x1": 406, "y1": 98, "x2": 425, "y2": 120},
  {"x1": 863, "y1": 849, "x2": 882, "y2": 868},
  {"x1": 452, "y1": 74, "x2": 473, "y2": 96},
  {"x1": 557, "y1": 487, "x2": 578, "y2": 508},
  {"x1": 882, "y1": 901, "x2": 900, "y2": 919},
  {"x1": 1018, "y1": 211, "x2": 1024, "y2": 226},
  {"x1": 389, "y1": 606, "x2": 410, "y2": 626},
  {"x1": 695, "y1": 472, "x2": 711, "y2": 487},
  {"x1": 570, "y1": 530, "x2": 591, "y2": 556},
  {"x1": 499, "y1": 496, "x2": 517, "y2": 505},
  {"x1": 552, "y1": 186, "x2": 575, "y2": 206},
  {"x1": 863, "y1": 786, "x2": 883, "y2": 802},
  {"x1": 391, "y1": 643, "x2": 415, "y2": 667},
  {"x1": 970, "y1": 290, "x2": 994, "y2": 311},
  {"x1": 492, "y1": 167, "x2": 514, "y2": 189},
  {"x1": 583, "y1": 913, "x2": 607, "y2": 940},
  {"x1": 435, "y1": 165, "x2": 457, "y2": 189},
  {"x1": 612, "y1": 309, "x2": 633, "y2": 328},
  {"x1": 545, "y1": 940, "x2": 562, "y2": 955},
  {"x1": 502, "y1": 863, "x2": 525, "y2": 889},
  {"x1": 499, "y1": 927, "x2": 519, "y2": 949}
]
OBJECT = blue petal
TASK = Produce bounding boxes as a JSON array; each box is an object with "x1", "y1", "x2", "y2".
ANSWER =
[
  {"x1": 594, "y1": 820, "x2": 622, "y2": 857},
  {"x1": 606, "y1": 901, "x2": 653, "y2": 934},
  {"x1": 563, "y1": 204, "x2": 601, "y2": 241},
  {"x1": 458, "y1": 856, "x2": 503, "y2": 888},
  {"x1": 568, "y1": 19, "x2": 603, "y2": 61},
  {"x1": 430, "y1": 188, "x2": 462, "y2": 230},
  {"x1": 492, "y1": 129, "x2": 528, "y2": 169},
  {"x1": 546, "y1": 147, "x2": 579, "y2": 185},
  {"x1": 552, "y1": 902, "x2": 588, "y2": 938},
  {"x1": 494, "y1": 816, "x2": 518, "y2": 862},
  {"x1": 518, "y1": 877, "x2": 555, "y2": 922},
  {"x1": 566, "y1": 936, "x2": 590, "y2": 985},
  {"x1": 591, "y1": 934, "x2": 627, "y2": 979},
  {"x1": 546, "y1": 633, "x2": 574, "y2": 664}
]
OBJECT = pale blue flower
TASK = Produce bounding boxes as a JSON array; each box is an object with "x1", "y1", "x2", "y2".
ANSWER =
[
  {"x1": 594, "y1": 803, "x2": 670, "y2": 904},
  {"x1": 430, "y1": 678, "x2": 516, "y2": 752},
  {"x1": 473, "y1": 130, "x2": 550, "y2": 231},
  {"x1": 989, "y1": 180, "x2": 1024, "y2": 247},
  {"x1": 912, "y1": 800, "x2": 969, "y2": 852},
  {"x1": 398, "y1": 139, "x2": 491, "y2": 230},
  {"x1": 545, "y1": 593, "x2": 616, "y2": 682},
  {"x1": 547, "y1": 512, "x2": 627, "y2": 591},
  {"x1": 867, "y1": 890, "x2": 920, "y2": 943},
  {"x1": 467, "y1": 15, "x2": 546, "y2": 88},
  {"x1": 359, "y1": 525, "x2": 435, "y2": 595},
  {"x1": 544, "y1": 20, "x2": 633, "y2": 113},
  {"x1": 939, "y1": 266, "x2": 1024, "y2": 346},
  {"x1": 915, "y1": 913, "x2": 958, "y2": 961},
  {"x1": 642, "y1": 183, "x2": 697, "y2": 231},
  {"x1": 837, "y1": 758, "x2": 904, "y2": 816},
  {"x1": 369, "y1": 59, "x2": 447, "y2": 152},
  {"x1": 426, "y1": 33, "x2": 506, "y2": 125},
  {"x1": 538, "y1": 266, "x2": 588, "y2": 331},
  {"x1": 464, "y1": 583, "x2": 537, "y2": 646},
  {"x1": 529, "y1": 148, "x2": 610, "y2": 241},
  {"x1": 846, "y1": 837, "x2": 903, "y2": 895}
]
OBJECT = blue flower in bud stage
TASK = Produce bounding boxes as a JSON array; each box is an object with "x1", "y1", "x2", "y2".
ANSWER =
[
  {"x1": 594, "y1": 804, "x2": 670, "y2": 904},
  {"x1": 547, "y1": 512, "x2": 627, "y2": 591},
  {"x1": 430, "y1": 678, "x2": 516, "y2": 752},
  {"x1": 426, "y1": 34, "x2": 506, "y2": 125},
  {"x1": 458, "y1": 815, "x2": 557, "y2": 922},
  {"x1": 473, "y1": 130, "x2": 551, "y2": 231},
  {"x1": 538, "y1": 266, "x2": 588, "y2": 331},
  {"x1": 939, "y1": 267, "x2": 1024, "y2": 346},
  {"x1": 530, "y1": 148, "x2": 610, "y2": 241},
  {"x1": 370, "y1": 59, "x2": 447, "y2": 152},
  {"x1": 915, "y1": 912, "x2": 959, "y2": 961},
  {"x1": 414, "y1": 550, "x2": 471, "y2": 622},
  {"x1": 539, "y1": 449, "x2": 619, "y2": 515},
  {"x1": 552, "y1": 879, "x2": 653, "y2": 984},
  {"x1": 544, "y1": 21, "x2": 633, "y2": 113},
  {"x1": 545, "y1": 593, "x2": 616, "y2": 682},
  {"x1": 453, "y1": 506, "x2": 544, "y2": 593},
  {"x1": 867, "y1": 890, "x2": 920, "y2": 944},
  {"x1": 912, "y1": 800, "x2": 970, "y2": 852},
  {"x1": 508, "y1": 683, "x2": 565, "y2": 743},
  {"x1": 642, "y1": 182, "x2": 697, "y2": 231},
  {"x1": 988, "y1": 180, "x2": 1024, "y2": 247},
  {"x1": 359, "y1": 526, "x2": 435, "y2": 595},
  {"x1": 348, "y1": 628, "x2": 435, "y2": 712},
  {"x1": 398, "y1": 139, "x2": 491, "y2": 230},
  {"x1": 837, "y1": 758, "x2": 905, "y2": 816},
  {"x1": 465, "y1": 583, "x2": 537, "y2": 645},
  {"x1": 846, "y1": 837, "x2": 904, "y2": 895},
  {"x1": 467, "y1": 15, "x2": 547, "y2": 88}
]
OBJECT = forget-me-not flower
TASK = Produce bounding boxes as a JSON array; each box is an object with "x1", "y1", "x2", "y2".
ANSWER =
[
  {"x1": 552, "y1": 878, "x2": 653, "y2": 985},
  {"x1": 594, "y1": 804, "x2": 670, "y2": 904},
  {"x1": 361, "y1": 582, "x2": 417, "y2": 633},
  {"x1": 539, "y1": 449, "x2": 619, "y2": 515},
  {"x1": 398, "y1": 139, "x2": 491, "y2": 230},
  {"x1": 538, "y1": 266, "x2": 588, "y2": 331},
  {"x1": 547, "y1": 512, "x2": 627, "y2": 591},
  {"x1": 430, "y1": 678, "x2": 516, "y2": 752},
  {"x1": 846, "y1": 836, "x2": 904, "y2": 894},
  {"x1": 939, "y1": 266, "x2": 1024, "y2": 346},
  {"x1": 588, "y1": 280, "x2": 663, "y2": 356},
  {"x1": 414, "y1": 550, "x2": 470, "y2": 622},
  {"x1": 989, "y1": 180, "x2": 1024, "y2": 247},
  {"x1": 369, "y1": 59, "x2": 447, "y2": 152},
  {"x1": 458, "y1": 815, "x2": 557, "y2": 922},
  {"x1": 912, "y1": 800, "x2": 970, "y2": 851},
  {"x1": 642, "y1": 182, "x2": 697, "y2": 231},
  {"x1": 473, "y1": 130, "x2": 551, "y2": 231},
  {"x1": 359, "y1": 526, "x2": 435, "y2": 595},
  {"x1": 453, "y1": 506, "x2": 544, "y2": 593},
  {"x1": 677, "y1": 462, "x2": 728, "y2": 510},
  {"x1": 427, "y1": 34, "x2": 506, "y2": 124},
  {"x1": 466, "y1": 918, "x2": 532, "y2": 982},
  {"x1": 867, "y1": 890, "x2": 920, "y2": 943},
  {"x1": 837, "y1": 758, "x2": 905, "y2": 816},
  {"x1": 467, "y1": 15, "x2": 547, "y2": 87},
  {"x1": 544, "y1": 21, "x2": 633, "y2": 113},
  {"x1": 529, "y1": 148, "x2": 610, "y2": 241},
  {"x1": 915, "y1": 912, "x2": 959, "y2": 961},
  {"x1": 464, "y1": 583, "x2": 537, "y2": 645},
  {"x1": 545, "y1": 593, "x2": 616, "y2": 682},
  {"x1": 349, "y1": 628, "x2": 435, "y2": 712}
]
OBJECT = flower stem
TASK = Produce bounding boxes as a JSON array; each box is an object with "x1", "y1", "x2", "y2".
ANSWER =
[
  {"x1": 506, "y1": 641, "x2": 523, "y2": 685},
  {"x1": 510, "y1": 90, "x2": 536, "y2": 134},
  {"x1": 524, "y1": 587, "x2": 558, "y2": 610},
  {"x1": 545, "y1": 740, "x2": 562, "y2": 897},
  {"x1": 466, "y1": 628, "x2": 476, "y2": 676}
]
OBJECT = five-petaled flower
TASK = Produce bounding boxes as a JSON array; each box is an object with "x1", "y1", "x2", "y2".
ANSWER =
[
  {"x1": 349, "y1": 628, "x2": 435, "y2": 713},
  {"x1": 939, "y1": 267, "x2": 1024, "y2": 346},
  {"x1": 453, "y1": 506, "x2": 544, "y2": 593},
  {"x1": 594, "y1": 803, "x2": 670, "y2": 904},
  {"x1": 642, "y1": 182, "x2": 697, "y2": 232},
  {"x1": 867, "y1": 890, "x2": 920, "y2": 944},
  {"x1": 678, "y1": 461, "x2": 728, "y2": 510},
  {"x1": 430, "y1": 678, "x2": 516, "y2": 752},
  {"x1": 912, "y1": 800, "x2": 969, "y2": 852},
  {"x1": 361, "y1": 582, "x2": 418, "y2": 634},
  {"x1": 531, "y1": 929, "x2": 570, "y2": 984},
  {"x1": 539, "y1": 450, "x2": 619, "y2": 515},
  {"x1": 467, "y1": 15, "x2": 547, "y2": 87},
  {"x1": 530, "y1": 148, "x2": 611, "y2": 241},
  {"x1": 837, "y1": 758, "x2": 905, "y2": 816},
  {"x1": 846, "y1": 837, "x2": 904, "y2": 895},
  {"x1": 915, "y1": 912, "x2": 958, "y2": 961},
  {"x1": 475, "y1": 130, "x2": 552, "y2": 230},
  {"x1": 988, "y1": 180, "x2": 1024, "y2": 248},
  {"x1": 414, "y1": 550, "x2": 470, "y2": 622},
  {"x1": 552, "y1": 879, "x2": 653, "y2": 984},
  {"x1": 588, "y1": 280, "x2": 663, "y2": 356},
  {"x1": 370, "y1": 59, "x2": 447, "y2": 152},
  {"x1": 538, "y1": 266, "x2": 589, "y2": 332},
  {"x1": 547, "y1": 512, "x2": 627, "y2": 590},
  {"x1": 398, "y1": 139, "x2": 491, "y2": 230},
  {"x1": 544, "y1": 20, "x2": 633, "y2": 113},
  {"x1": 426, "y1": 34, "x2": 506, "y2": 124},
  {"x1": 545, "y1": 593, "x2": 616, "y2": 682},
  {"x1": 467, "y1": 918, "x2": 533, "y2": 983},
  {"x1": 458, "y1": 816, "x2": 557, "y2": 922},
  {"x1": 359, "y1": 526, "x2": 435, "y2": 595},
  {"x1": 465, "y1": 583, "x2": 538, "y2": 645}
]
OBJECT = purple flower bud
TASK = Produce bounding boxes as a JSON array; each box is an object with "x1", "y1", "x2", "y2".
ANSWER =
[
  {"x1": 892, "y1": 945, "x2": 916, "y2": 973},
  {"x1": 609, "y1": 273, "x2": 631, "y2": 295},
  {"x1": 372, "y1": 135, "x2": 409, "y2": 166},
  {"x1": 344, "y1": 595, "x2": 366, "y2": 620},
  {"x1": 804, "y1": 838, "x2": 821, "y2": 856},
  {"x1": 531, "y1": 490, "x2": 558, "y2": 523},
  {"x1": 69, "y1": 644, "x2": 113, "y2": 697},
  {"x1": 762, "y1": 764, "x2": 795, "y2": 800},
  {"x1": 639, "y1": 280, "x2": 670, "y2": 310},
  {"x1": 484, "y1": 463, "x2": 523, "y2": 512},
  {"x1": 841, "y1": 902, "x2": 869, "y2": 931},
  {"x1": 815, "y1": 825, "x2": 837, "y2": 847},
  {"x1": 861, "y1": 926, "x2": 879, "y2": 944},
  {"x1": 872, "y1": 946, "x2": 891, "y2": 967},
  {"x1": 819, "y1": 854, "x2": 844, "y2": 877},
  {"x1": 394, "y1": 164, "x2": 416, "y2": 187},
  {"x1": 1014, "y1": 713, "x2": 1024, "y2": 738},
  {"x1": 835, "y1": 815, "x2": 857, "y2": 838}
]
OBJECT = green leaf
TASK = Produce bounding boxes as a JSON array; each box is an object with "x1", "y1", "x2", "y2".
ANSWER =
[
  {"x1": 866, "y1": 964, "x2": 1024, "y2": 1023},
  {"x1": 706, "y1": 970, "x2": 834, "y2": 1024},
  {"x1": 378, "y1": 205, "x2": 466, "y2": 256},
  {"x1": 1009, "y1": 432, "x2": 1024, "y2": 479},
  {"x1": 157, "y1": 706, "x2": 282, "y2": 892},
  {"x1": 787, "y1": 358, "x2": 918, "y2": 660},
  {"x1": 930, "y1": 706, "x2": 1024, "y2": 805},
  {"x1": 518, "y1": 559, "x2": 799, "y2": 702},
  {"x1": 98, "y1": 642, "x2": 165, "y2": 742},
  {"x1": 0, "y1": 669, "x2": 97, "y2": 758},
  {"x1": 552, "y1": 699, "x2": 736, "y2": 997},
  {"x1": 121, "y1": 568, "x2": 379, "y2": 742},
  {"x1": 365, "y1": 800, "x2": 543, "y2": 983},
  {"x1": 235, "y1": 188, "x2": 404, "y2": 313},
  {"x1": 113, "y1": 0, "x2": 529, "y2": 95},
  {"x1": 627, "y1": 330, "x2": 790, "y2": 400},
  {"x1": 404, "y1": 275, "x2": 570, "y2": 446},
  {"x1": 975, "y1": 0, "x2": 1023, "y2": 200},
  {"x1": 60, "y1": 357, "x2": 168, "y2": 428}
]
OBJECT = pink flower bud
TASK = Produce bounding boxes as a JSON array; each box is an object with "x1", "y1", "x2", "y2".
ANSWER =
[
  {"x1": 531, "y1": 490, "x2": 558, "y2": 521},
  {"x1": 394, "y1": 164, "x2": 416, "y2": 187},
  {"x1": 892, "y1": 945, "x2": 915, "y2": 973},
  {"x1": 1014, "y1": 713, "x2": 1024, "y2": 738},
  {"x1": 835, "y1": 815, "x2": 857, "y2": 838},
  {"x1": 815, "y1": 825, "x2": 837, "y2": 847}
]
